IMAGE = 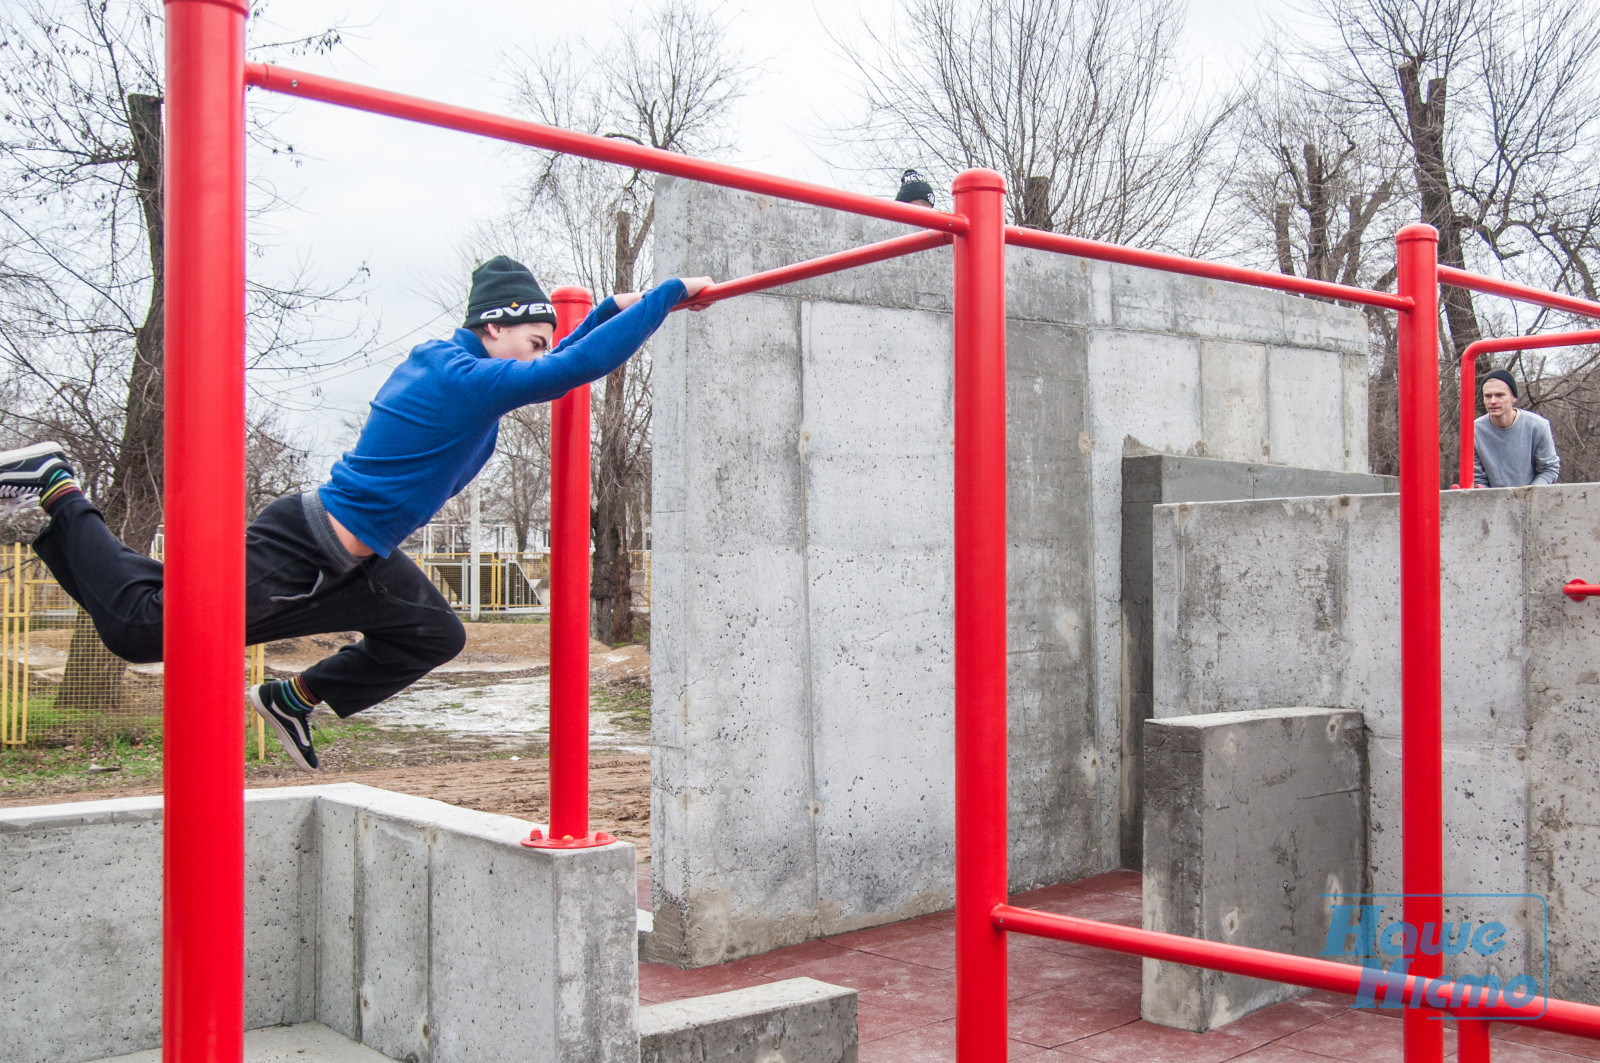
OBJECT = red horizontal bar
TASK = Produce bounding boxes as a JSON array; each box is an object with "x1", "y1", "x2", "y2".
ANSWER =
[
  {"x1": 1564, "y1": 579, "x2": 1600, "y2": 602},
  {"x1": 991, "y1": 904, "x2": 1600, "y2": 1039},
  {"x1": 244, "y1": 63, "x2": 967, "y2": 236},
  {"x1": 1439, "y1": 266, "x2": 1600, "y2": 322},
  {"x1": 1456, "y1": 329, "x2": 1600, "y2": 487},
  {"x1": 1004, "y1": 226, "x2": 1412, "y2": 311},
  {"x1": 679, "y1": 231, "x2": 953, "y2": 309}
]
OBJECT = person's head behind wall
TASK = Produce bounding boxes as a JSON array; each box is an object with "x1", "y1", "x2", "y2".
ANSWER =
[
  {"x1": 1482, "y1": 369, "x2": 1519, "y2": 428},
  {"x1": 464, "y1": 255, "x2": 557, "y2": 361},
  {"x1": 895, "y1": 168, "x2": 935, "y2": 209}
]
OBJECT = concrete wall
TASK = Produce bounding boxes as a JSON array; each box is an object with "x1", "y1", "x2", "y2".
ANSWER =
[
  {"x1": 640, "y1": 978, "x2": 857, "y2": 1063},
  {"x1": 1141, "y1": 707, "x2": 1366, "y2": 1031},
  {"x1": 0, "y1": 786, "x2": 638, "y2": 1063},
  {"x1": 651, "y1": 176, "x2": 1370, "y2": 965},
  {"x1": 1120, "y1": 454, "x2": 1395, "y2": 864},
  {"x1": 1152, "y1": 484, "x2": 1600, "y2": 999}
]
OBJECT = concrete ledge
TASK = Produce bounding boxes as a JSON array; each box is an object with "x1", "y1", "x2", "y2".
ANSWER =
[
  {"x1": 1142, "y1": 707, "x2": 1366, "y2": 1032},
  {"x1": 92, "y1": 1021, "x2": 391, "y2": 1062},
  {"x1": 1, "y1": 785, "x2": 639, "y2": 1063},
  {"x1": 640, "y1": 977, "x2": 858, "y2": 1063}
]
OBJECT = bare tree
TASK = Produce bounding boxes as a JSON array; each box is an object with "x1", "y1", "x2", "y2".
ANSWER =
[
  {"x1": 837, "y1": 0, "x2": 1232, "y2": 248},
  {"x1": 486, "y1": 404, "x2": 552, "y2": 553},
  {"x1": 0, "y1": 0, "x2": 364, "y2": 716},
  {"x1": 503, "y1": 0, "x2": 745, "y2": 644}
]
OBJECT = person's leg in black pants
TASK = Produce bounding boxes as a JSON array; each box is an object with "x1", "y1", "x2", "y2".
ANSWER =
[
  {"x1": 34, "y1": 493, "x2": 466, "y2": 712},
  {"x1": 30, "y1": 494, "x2": 165, "y2": 664}
]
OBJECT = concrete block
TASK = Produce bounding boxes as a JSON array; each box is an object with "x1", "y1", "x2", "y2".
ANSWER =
[
  {"x1": 91, "y1": 1020, "x2": 393, "y2": 1063},
  {"x1": 639, "y1": 978, "x2": 858, "y2": 1063},
  {"x1": 1, "y1": 786, "x2": 641, "y2": 1063},
  {"x1": 1142, "y1": 707, "x2": 1366, "y2": 1031}
]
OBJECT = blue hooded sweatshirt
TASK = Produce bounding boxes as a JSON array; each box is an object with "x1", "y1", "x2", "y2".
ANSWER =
[{"x1": 318, "y1": 277, "x2": 687, "y2": 556}]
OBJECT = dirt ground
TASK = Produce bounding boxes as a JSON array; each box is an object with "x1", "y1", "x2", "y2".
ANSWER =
[
  {"x1": 0, "y1": 754, "x2": 654, "y2": 858},
  {"x1": 0, "y1": 621, "x2": 656, "y2": 858}
]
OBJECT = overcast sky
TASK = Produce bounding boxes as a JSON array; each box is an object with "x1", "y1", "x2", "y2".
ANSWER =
[{"x1": 245, "y1": 0, "x2": 1286, "y2": 461}]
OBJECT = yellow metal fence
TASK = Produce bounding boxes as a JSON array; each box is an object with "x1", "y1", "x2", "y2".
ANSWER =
[{"x1": 1, "y1": 545, "x2": 271, "y2": 755}]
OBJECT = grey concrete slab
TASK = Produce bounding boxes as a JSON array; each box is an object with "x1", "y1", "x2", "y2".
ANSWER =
[
  {"x1": 640, "y1": 978, "x2": 858, "y2": 1063},
  {"x1": 90, "y1": 1021, "x2": 394, "y2": 1063},
  {"x1": 1151, "y1": 484, "x2": 1600, "y2": 1000},
  {"x1": 1, "y1": 785, "x2": 641, "y2": 1063},
  {"x1": 1141, "y1": 707, "x2": 1366, "y2": 1031},
  {"x1": 652, "y1": 176, "x2": 1372, "y2": 966}
]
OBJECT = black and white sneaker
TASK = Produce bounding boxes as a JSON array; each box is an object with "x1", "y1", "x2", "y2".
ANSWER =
[
  {"x1": 249, "y1": 683, "x2": 320, "y2": 771},
  {"x1": 0, "y1": 441, "x2": 73, "y2": 512}
]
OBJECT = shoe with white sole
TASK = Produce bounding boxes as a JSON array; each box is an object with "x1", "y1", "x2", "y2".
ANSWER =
[
  {"x1": 249, "y1": 682, "x2": 319, "y2": 771},
  {"x1": 0, "y1": 442, "x2": 74, "y2": 512}
]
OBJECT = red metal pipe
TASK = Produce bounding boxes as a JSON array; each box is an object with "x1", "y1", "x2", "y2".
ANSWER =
[
  {"x1": 162, "y1": 0, "x2": 248, "y2": 1059},
  {"x1": 680, "y1": 231, "x2": 953, "y2": 309},
  {"x1": 1439, "y1": 265, "x2": 1600, "y2": 322},
  {"x1": 992, "y1": 905, "x2": 1600, "y2": 1038},
  {"x1": 952, "y1": 169, "x2": 1009, "y2": 1063},
  {"x1": 1004, "y1": 225, "x2": 1413, "y2": 311},
  {"x1": 1458, "y1": 1020, "x2": 1493, "y2": 1063},
  {"x1": 525, "y1": 287, "x2": 611, "y2": 849},
  {"x1": 243, "y1": 63, "x2": 966, "y2": 236},
  {"x1": 1455, "y1": 330, "x2": 1600, "y2": 488},
  {"x1": 1397, "y1": 223, "x2": 1445, "y2": 1063},
  {"x1": 1564, "y1": 579, "x2": 1600, "y2": 602}
]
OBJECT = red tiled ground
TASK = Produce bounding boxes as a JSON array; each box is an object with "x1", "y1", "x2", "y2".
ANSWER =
[{"x1": 638, "y1": 869, "x2": 1589, "y2": 1060}]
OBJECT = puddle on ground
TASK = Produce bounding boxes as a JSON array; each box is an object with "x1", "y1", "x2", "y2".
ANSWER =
[{"x1": 360, "y1": 676, "x2": 647, "y2": 753}]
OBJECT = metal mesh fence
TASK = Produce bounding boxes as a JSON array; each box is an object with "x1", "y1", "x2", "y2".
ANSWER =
[{"x1": 1, "y1": 542, "x2": 269, "y2": 755}]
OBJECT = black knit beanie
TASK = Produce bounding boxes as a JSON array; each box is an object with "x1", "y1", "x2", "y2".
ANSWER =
[
  {"x1": 895, "y1": 169, "x2": 935, "y2": 206},
  {"x1": 463, "y1": 256, "x2": 556, "y2": 329},
  {"x1": 1482, "y1": 369, "x2": 1518, "y2": 399}
]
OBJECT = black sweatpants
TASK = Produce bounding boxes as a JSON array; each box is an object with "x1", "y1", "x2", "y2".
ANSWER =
[{"x1": 31, "y1": 492, "x2": 465, "y2": 716}]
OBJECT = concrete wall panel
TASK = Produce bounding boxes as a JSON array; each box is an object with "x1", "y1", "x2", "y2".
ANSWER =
[
  {"x1": 654, "y1": 177, "x2": 1370, "y2": 964},
  {"x1": 1154, "y1": 485, "x2": 1600, "y2": 998}
]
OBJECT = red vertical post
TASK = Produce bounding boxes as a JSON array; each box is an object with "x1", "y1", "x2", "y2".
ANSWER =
[
  {"x1": 525, "y1": 286, "x2": 613, "y2": 849},
  {"x1": 952, "y1": 168, "x2": 1009, "y2": 1063},
  {"x1": 1457, "y1": 1021, "x2": 1493, "y2": 1063},
  {"x1": 1459, "y1": 351, "x2": 1476, "y2": 489},
  {"x1": 1396, "y1": 223, "x2": 1443, "y2": 1063},
  {"x1": 161, "y1": 1, "x2": 248, "y2": 1060}
]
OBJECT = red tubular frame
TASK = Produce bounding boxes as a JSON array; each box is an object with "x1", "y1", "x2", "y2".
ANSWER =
[
  {"x1": 1439, "y1": 265, "x2": 1600, "y2": 322},
  {"x1": 242, "y1": 64, "x2": 966, "y2": 236},
  {"x1": 1564, "y1": 580, "x2": 1600, "y2": 602},
  {"x1": 523, "y1": 288, "x2": 614, "y2": 849},
  {"x1": 682, "y1": 231, "x2": 953, "y2": 308},
  {"x1": 1397, "y1": 224, "x2": 1446, "y2": 1061},
  {"x1": 952, "y1": 170, "x2": 1010, "y2": 1063},
  {"x1": 164, "y1": 21, "x2": 1600, "y2": 1063},
  {"x1": 163, "y1": 2, "x2": 248, "y2": 1061},
  {"x1": 1005, "y1": 225, "x2": 1413, "y2": 311},
  {"x1": 1454, "y1": 330, "x2": 1600, "y2": 488}
]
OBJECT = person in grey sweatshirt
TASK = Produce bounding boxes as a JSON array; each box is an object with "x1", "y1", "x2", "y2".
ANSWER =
[{"x1": 1473, "y1": 369, "x2": 1561, "y2": 487}]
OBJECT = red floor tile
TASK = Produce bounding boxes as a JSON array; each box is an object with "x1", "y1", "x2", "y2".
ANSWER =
[
  {"x1": 1224, "y1": 1045, "x2": 1351, "y2": 1062},
  {"x1": 637, "y1": 959, "x2": 774, "y2": 1003},
  {"x1": 1496, "y1": 1024, "x2": 1600, "y2": 1061},
  {"x1": 1277, "y1": 1007, "x2": 1454, "y2": 1063},
  {"x1": 1064, "y1": 1018, "x2": 1261, "y2": 1063},
  {"x1": 1217, "y1": 997, "x2": 1337, "y2": 1042},
  {"x1": 1008, "y1": 949, "x2": 1135, "y2": 1000},
  {"x1": 857, "y1": 1017, "x2": 1051, "y2": 1062},
  {"x1": 855, "y1": 1001, "x2": 938, "y2": 1044},
  {"x1": 1008, "y1": 986, "x2": 1139, "y2": 1048},
  {"x1": 850, "y1": 925, "x2": 958, "y2": 970},
  {"x1": 1068, "y1": 871, "x2": 1142, "y2": 896},
  {"x1": 751, "y1": 938, "x2": 855, "y2": 976}
]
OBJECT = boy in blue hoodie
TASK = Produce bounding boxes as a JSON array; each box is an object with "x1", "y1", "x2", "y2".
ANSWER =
[{"x1": 0, "y1": 256, "x2": 710, "y2": 770}]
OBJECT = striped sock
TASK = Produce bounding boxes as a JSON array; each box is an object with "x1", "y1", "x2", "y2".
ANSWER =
[
  {"x1": 39, "y1": 469, "x2": 82, "y2": 515},
  {"x1": 278, "y1": 675, "x2": 321, "y2": 714}
]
